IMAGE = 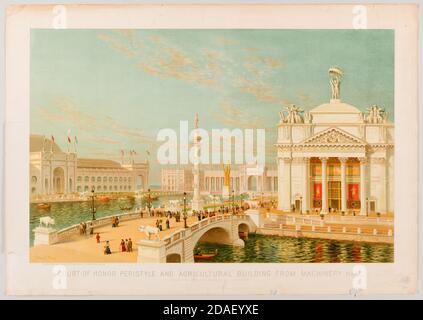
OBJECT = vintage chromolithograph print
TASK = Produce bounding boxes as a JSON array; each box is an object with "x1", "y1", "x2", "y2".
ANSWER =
[
  {"x1": 29, "y1": 29, "x2": 394, "y2": 264},
  {"x1": 5, "y1": 4, "x2": 418, "y2": 295}
]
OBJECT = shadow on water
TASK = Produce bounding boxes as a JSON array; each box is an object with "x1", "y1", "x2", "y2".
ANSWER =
[{"x1": 194, "y1": 233, "x2": 393, "y2": 263}]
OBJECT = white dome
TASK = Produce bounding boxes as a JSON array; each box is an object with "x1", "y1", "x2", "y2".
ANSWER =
[{"x1": 310, "y1": 99, "x2": 361, "y2": 114}]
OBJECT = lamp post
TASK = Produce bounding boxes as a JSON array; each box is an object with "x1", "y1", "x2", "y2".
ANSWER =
[
  {"x1": 147, "y1": 188, "x2": 152, "y2": 216},
  {"x1": 183, "y1": 192, "x2": 188, "y2": 228},
  {"x1": 90, "y1": 187, "x2": 96, "y2": 235},
  {"x1": 232, "y1": 189, "x2": 235, "y2": 215}
]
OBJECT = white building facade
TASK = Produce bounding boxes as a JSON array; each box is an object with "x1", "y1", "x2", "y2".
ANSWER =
[
  {"x1": 161, "y1": 165, "x2": 278, "y2": 195},
  {"x1": 30, "y1": 135, "x2": 149, "y2": 199},
  {"x1": 276, "y1": 70, "x2": 394, "y2": 215}
]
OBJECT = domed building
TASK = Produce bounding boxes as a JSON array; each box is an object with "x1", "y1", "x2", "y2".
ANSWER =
[
  {"x1": 29, "y1": 135, "x2": 149, "y2": 200},
  {"x1": 276, "y1": 69, "x2": 394, "y2": 215}
]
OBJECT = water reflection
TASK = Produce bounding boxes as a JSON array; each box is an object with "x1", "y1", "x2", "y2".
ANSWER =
[{"x1": 194, "y1": 234, "x2": 393, "y2": 263}]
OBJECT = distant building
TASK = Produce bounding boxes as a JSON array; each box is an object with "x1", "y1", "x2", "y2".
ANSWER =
[
  {"x1": 161, "y1": 164, "x2": 277, "y2": 194},
  {"x1": 29, "y1": 134, "x2": 149, "y2": 198},
  {"x1": 161, "y1": 168, "x2": 194, "y2": 192}
]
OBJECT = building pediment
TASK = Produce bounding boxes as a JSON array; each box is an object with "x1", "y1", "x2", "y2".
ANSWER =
[{"x1": 299, "y1": 127, "x2": 366, "y2": 146}]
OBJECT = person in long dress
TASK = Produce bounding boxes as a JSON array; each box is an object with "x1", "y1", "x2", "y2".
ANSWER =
[
  {"x1": 104, "y1": 241, "x2": 111, "y2": 255},
  {"x1": 120, "y1": 239, "x2": 126, "y2": 252}
]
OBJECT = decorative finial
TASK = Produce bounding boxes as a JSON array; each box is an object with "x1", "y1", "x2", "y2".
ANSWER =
[
  {"x1": 328, "y1": 66, "x2": 343, "y2": 100},
  {"x1": 194, "y1": 113, "x2": 199, "y2": 129}
]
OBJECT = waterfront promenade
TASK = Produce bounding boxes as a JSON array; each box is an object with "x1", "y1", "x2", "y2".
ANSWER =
[{"x1": 30, "y1": 215, "x2": 200, "y2": 263}]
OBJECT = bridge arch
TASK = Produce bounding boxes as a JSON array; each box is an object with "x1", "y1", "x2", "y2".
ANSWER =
[
  {"x1": 190, "y1": 223, "x2": 233, "y2": 250},
  {"x1": 166, "y1": 253, "x2": 182, "y2": 263},
  {"x1": 238, "y1": 222, "x2": 250, "y2": 234}
]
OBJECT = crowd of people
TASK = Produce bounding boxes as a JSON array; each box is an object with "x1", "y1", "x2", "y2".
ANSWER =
[
  {"x1": 100, "y1": 235, "x2": 133, "y2": 255},
  {"x1": 92, "y1": 201, "x2": 251, "y2": 256}
]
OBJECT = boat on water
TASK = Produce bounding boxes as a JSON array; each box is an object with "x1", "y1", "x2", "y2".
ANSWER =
[
  {"x1": 194, "y1": 249, "x2": 218, "y2": 260},
  {"x1": 143, "y1": 195, "x2": 159, "y2": 201},
  {"x1": 97, "y1": 196, "x2": 110, "y2": 202},
  {"x1": 36, "y1": 203, "x2": 51, "y2": 210},
  {"x1": 119, "y1": 205, "x2": 134, "y2": 210}
]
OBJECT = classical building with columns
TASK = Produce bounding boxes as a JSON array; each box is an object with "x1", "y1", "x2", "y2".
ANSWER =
[
  {"x1": 30, "y1": 134, "x2": 149, "y2": 199},
  {"x1": 276, "y1": 68, "x2": 394, "y2": 215},
  {"x1": 161, "y1": 164, "x2": 278, "y2": 195}
]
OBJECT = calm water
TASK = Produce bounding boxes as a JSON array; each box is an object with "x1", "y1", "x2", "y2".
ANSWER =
[
  {"x1": 30, "y1": 199, "x2": 394, "y2": 263},
  {"x1": 29, "y1": 196, "x2": 175, "y2": 246},
  {"x1": 194, "y1": 234, "x2": 394, "y2": 263}
]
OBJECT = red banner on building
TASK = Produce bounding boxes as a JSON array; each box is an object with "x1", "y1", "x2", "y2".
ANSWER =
[
  {"x1": 348, "y1": 183, "x2": 359, "y2": 200},
  {"x1": 314, "y1": 183, "x2": 322, "y2": 199}
]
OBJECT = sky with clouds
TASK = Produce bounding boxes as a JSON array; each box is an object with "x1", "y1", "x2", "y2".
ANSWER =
[{"x1": 30, "y1": 29, "x2": 394, "y2": 184}]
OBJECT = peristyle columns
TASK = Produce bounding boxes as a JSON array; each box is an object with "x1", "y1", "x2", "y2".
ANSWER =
[
  {"x1": 339, "y1": 157, "x2": 348, "y2": 213},
  {"x1": 359, "y1": 157, "x2": 368, "y2": 216},
  {"x1": 320, "y1": 157, "x2": 328, "y2": 214}
]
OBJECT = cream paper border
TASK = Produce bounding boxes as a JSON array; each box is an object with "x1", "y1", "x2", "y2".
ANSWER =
[{"x1": 4, "y1": 4, "x2": 418, "y2": 296}]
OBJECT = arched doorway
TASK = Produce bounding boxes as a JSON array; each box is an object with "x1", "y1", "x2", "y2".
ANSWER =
[
  {"x1": 53, "y1": 167, "x2": 65, "y2": 194},
  {"x1": 247, "y1": 176, "x2": 257, "y2": 191},
  {"x1": 166, "y1": 253, "x2": 181, "y2": 263}
]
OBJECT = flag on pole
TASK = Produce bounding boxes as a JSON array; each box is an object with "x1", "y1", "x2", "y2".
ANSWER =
[
  {"x1": 51, "y1": 135, "x2": 55, "y2": 142},
  {"x1": 74, "y1": 136, "x2": 78, "y2": 144}
]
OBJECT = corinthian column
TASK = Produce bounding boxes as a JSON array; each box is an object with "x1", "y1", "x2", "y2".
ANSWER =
[
  {"x1": 339, "y1": 157, "x2": 348, "y2": 213},
  {"x1": 277, "y1": 157, "x2": 292, "y2": 211},
  {"x1": 359, "y1": 157, "x2": 368, "y2": 216},
  {"x1": 303, "y1": 158, "x2": 310, "y2": 213},
  {"x1": 320, "y1": 157, "x2": 328, "y2": 214}
]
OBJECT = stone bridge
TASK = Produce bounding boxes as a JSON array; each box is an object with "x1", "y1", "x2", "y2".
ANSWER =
[{"x1": 137, "y1": 214, "x2": 257, "y2": 263}]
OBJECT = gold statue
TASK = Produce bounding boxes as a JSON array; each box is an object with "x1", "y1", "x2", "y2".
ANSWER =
[{"x1": 223, "y1": 164, "x2": 231, "y2": 187}]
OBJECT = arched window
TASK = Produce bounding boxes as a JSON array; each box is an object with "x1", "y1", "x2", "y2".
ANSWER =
[
  {"x1": 119, "y1": 177, "x2": 123, "y2": 182},
  {"x1": 114, "y1": 177, "x2": 118, "y2": 182},
  {"x1": 97, "y1": 186, "x2": 102, "y2": 191},
  {"x1": 91, "y1": 177, "x2": 95, "y2": 182},
  {"x1": 84, "y1": 176, "x2": 89, "y2": 182},
  {"x1": 124, "y1": 177, "x2": 127, "y2": 182},
  {"x1": 77, "y1": 186, "x2": 82, "y2": 192},
  {"x1": 114, "y1": 186, "x2": 118, "y2": 190},
  {"x1": 84, "y1": 186, "x2": 89, "y2": 191},
  {"x1": 103, "y1": 176, "x2": 107, "y2": 182},
  {"x1": 109, "y1": 177, "x2": 113, "y2": 182},
  {"x1": 97, "y1": 177, "x2": 101, "y2": 182},
  {"x1": 103, "y1": 185, "x2": 107, "y2": 191},
  {"x1": 31, "y1": 176, "x2": 37, "y2": 184},
  {"x1": 77, "y1": 176, "x2": 82, "y2": 182}
]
